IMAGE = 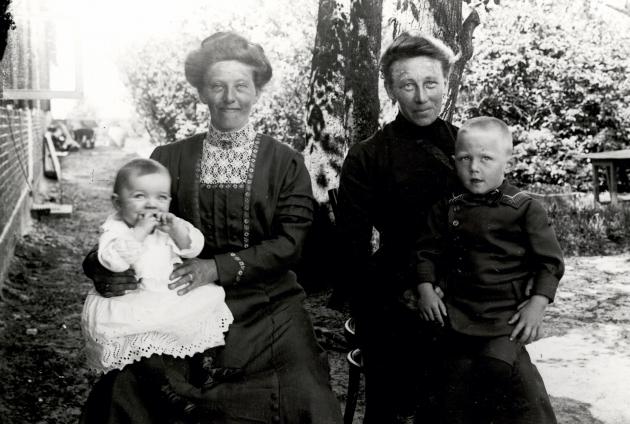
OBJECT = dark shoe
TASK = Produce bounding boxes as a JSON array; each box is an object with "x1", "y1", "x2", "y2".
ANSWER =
[
  {"x1": 161, "y1": 384, "x2": 198, "y2": 416},
  {"x1": 202, "y1": 367, "x2": 243, "y2": 390}
]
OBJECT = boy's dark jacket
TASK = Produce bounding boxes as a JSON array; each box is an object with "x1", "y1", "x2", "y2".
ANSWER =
[{"x1": 416, "y1": 180, "x2": 565, "y2": 337}]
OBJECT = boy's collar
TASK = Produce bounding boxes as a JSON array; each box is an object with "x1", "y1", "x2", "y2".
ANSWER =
[{"x1": 450, "y1": 180, "x2": 509, "y2": 206}]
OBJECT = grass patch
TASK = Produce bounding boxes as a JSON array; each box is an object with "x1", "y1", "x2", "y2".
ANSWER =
[{"x1": 540, "y1": 194, "x2": 630, "y2": 256}]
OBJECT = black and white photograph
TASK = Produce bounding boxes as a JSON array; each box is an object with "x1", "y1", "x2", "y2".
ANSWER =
[{"x1": 0, "y1": 0, "x2": 629, "y2": 423}]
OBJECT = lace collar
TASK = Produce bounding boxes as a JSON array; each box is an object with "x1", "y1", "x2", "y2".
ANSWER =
[{"x1": 206, "y1": 122, "x2": 256, "y2": 149}]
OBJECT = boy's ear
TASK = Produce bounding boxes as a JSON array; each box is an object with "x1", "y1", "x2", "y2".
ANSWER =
[{"x1": 111, "y1": 193, "x2": 121, "y2": 211}]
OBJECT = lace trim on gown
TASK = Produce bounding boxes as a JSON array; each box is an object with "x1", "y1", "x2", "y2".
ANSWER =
[{"x1": 83, "y1": 298, "x2": 233, "y2": 373}]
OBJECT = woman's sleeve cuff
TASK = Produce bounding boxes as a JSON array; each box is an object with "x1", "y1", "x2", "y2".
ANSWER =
[{"x1": 214, "y1": 252, "x2": 246, "y2": 286}]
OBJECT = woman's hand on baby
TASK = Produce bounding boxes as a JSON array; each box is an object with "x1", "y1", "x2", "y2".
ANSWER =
[
  {"x1": 93, "y1": 266, "x2": 138, "y2": 297},
  {"x1": 416, "y1": 283, "x2": 447, "y2": 326},
  {"x1": 169, "y1": 258, "x2": 219, "y2": 296},
  {"x1": 508, "y1": 294, "x2": 549, "y2": 344}
]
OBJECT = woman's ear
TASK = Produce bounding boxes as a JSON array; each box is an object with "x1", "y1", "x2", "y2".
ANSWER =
[
  {"x1": 251, "y1": 87, "x2": 261, "y2": 106},
  {"x1": 385, "y1": 86, "x2": 398, "y2": 106},
  {"x1": 198, "y1": 87, "x2": 209, "y2": 105},
  {"x1": 384, "y1": 83, "x2": 396, "y2": 103}
]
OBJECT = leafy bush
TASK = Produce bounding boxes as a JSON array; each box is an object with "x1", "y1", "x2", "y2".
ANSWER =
[
  {"x1": 457, "y1": 2, "x2": 630, "y2": 191},
  {"x1": 116, "y1": 1, "x2": 315, "y2": 150},
  {"x1": 119, "y1": 37, "x2": 202, "y2": 144},
  {"x1": 546, "y1": 200, "x2": 630, "y2": 256}
]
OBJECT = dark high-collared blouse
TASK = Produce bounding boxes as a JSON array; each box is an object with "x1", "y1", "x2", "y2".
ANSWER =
[
  {"x1": 337, "y1": 113, "x2": 459, "y2": 307},
  {"x1": 416, "y1": 180, "x2": 565, "y2": 337}
]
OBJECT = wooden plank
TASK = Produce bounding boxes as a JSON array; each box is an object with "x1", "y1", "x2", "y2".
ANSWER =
[
  {"x1": 43, "y1": 133, "x2": 63, "y2": 180},
  {"x1": 609, "y1": 163, "x2": 619, "y2": 206},
  {"x1": 2, "y1": 89, "x2": 83, "y2": 100},
  {"x1": 592, "y1": 163, "x2": 600, "y2": 204},
  {"x1": 31, "y1": 203, "x2": 73, "y2": 218},
  {"x1": 585, "y1": 149, "x2": 630, "y2": 160}
]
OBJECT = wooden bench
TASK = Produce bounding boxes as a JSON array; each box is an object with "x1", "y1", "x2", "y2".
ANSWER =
[{"x1": 585, "y1": 149, "x2": 630, "y2": 206}]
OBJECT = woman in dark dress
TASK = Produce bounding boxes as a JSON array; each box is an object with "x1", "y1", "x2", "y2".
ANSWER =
[
  {"x1": 336, "y1": 32, "x2": 459, "y2": 423},
  {"x1": 81, "y1": 32, "x2": 343, "y2": 424}
]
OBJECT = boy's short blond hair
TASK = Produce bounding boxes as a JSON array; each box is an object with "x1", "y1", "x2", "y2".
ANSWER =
[{"x1": 457, "y1": 116, "x2": 513, "y2": 155}]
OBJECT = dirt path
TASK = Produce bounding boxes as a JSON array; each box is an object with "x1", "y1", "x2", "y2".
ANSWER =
[
  {"x1": 530, "y1": 255, "x2": 630, "y2": 424},
  {"x1": 0, "y1": 146, "x2": 137, "y2": 423},
  {"x1": 0, "y1": 145, "x2": 626, "y2": 423}
]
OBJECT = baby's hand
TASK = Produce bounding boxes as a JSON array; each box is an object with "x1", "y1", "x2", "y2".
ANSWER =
[
  {"x1": 417, "y1": 283, "x2": 447, "y2": 326},
  {"x1": 508, "y1": 295, "x2": 549, "y2": 344},
  {"x1": 132, "y1": 213, "x2": 158, "y2": 240},
  {"x1": 155, "y1": 212, "x2": 175, "y2": 231},
  {"x1": 156, "y1": 212, "x2": 184, "y2": 235},
  {"x1": 156, "y1": 213, "x2": 191, "y2": 249}
]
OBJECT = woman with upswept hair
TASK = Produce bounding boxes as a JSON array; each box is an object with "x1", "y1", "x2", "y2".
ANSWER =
[{"x1": 80, "y1": 32, "x2": 343, "y2": 424}]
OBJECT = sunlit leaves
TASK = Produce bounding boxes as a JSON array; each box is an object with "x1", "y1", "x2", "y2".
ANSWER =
[
  {"x1": 457, "y1": 2, "x2": 630, "y2": 191},
  {"x1": 116, "y1": 0, "x2": 316, "y2": 149}
]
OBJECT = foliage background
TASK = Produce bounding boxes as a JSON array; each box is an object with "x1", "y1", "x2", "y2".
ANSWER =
[
  {"x1": 117, "y1": 0, "x2": 315, "y2": 149},
  {"x1": 455, "y1": 1, "x2": 630, "y2": 192},
  {"x1": 118, "y1": 0, "x2": 630, "y2": 193}
]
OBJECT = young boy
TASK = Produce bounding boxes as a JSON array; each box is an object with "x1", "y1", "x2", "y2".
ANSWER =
[{"x1": 415, "y1": 116, "x2": 564, "y2": 423}]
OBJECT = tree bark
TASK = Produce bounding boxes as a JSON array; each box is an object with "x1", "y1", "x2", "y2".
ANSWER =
[
  {"x1": 443, "y1": 7, "x2": 479, "y2": 122},
  {"x1": 346, "y1": 0, "x2": 383, "y2": 147},
  {"x1": 0, "y1": 0, "x2": 15, "y2": 62},
  {"x1": 304, "y1": 0, "x2": 351, "y2": 202},
  {"x1": 390, "y1": 0, "x2": 480, "y2": 122}
]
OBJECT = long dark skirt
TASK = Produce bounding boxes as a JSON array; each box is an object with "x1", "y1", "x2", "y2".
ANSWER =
[{"x1": 81, "y1": 283, "x2": 342, "y2": 424}]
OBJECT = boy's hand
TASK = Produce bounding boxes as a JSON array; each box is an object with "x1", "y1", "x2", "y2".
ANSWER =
[
  {"x1": 417, "y1": 283, "x2": 447, "y2": 326},
  {"x1": 508, "y1": 295, "x2": 549, "y2": 344}
]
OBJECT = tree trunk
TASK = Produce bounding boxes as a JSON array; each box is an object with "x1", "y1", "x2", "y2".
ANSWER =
[
  {"x1": 390, "y1": 0, "x2": 480, "y2": 122},
  {"x1": 303, "y1": 0, "x2": 351, "y2": 202},
  {"x1": 346, "y1": 0, "x2": 383, "y2": 147},
  {"x1": 1, "y1": 0, "x2": 15, "y2": 62}
]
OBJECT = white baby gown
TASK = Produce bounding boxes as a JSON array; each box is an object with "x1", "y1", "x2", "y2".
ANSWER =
[{"x1": 81, "y1": 214, "x2": 233, "y2": 373}]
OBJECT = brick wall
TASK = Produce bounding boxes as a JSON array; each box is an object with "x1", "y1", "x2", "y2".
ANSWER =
[{"x1": 0, "y1": 106, "x2": 46, "y2": 287}]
